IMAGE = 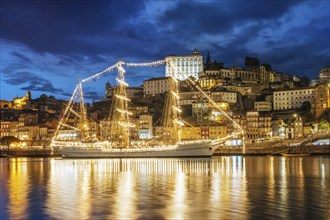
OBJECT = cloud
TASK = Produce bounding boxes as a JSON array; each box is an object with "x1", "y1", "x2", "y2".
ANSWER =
[
  {"x1": 11, "y1": 51, "x2": 32, "y2": 64},
  {"x1": 4, "y1": 71, "x2": 63, "y2": 93},
  {"x1": 83, "y1": 91, "x2": 103, "y2": 100},
  {"x1": 0, "y1": 0, "x2": 329, "y2": 101},
  {"x1": 0, "y1": 0, "x2": 143, "y2": 55}
]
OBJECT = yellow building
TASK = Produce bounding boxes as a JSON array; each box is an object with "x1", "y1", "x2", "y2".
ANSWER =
[
  {"x1": 209, "y1": 125, "x2": 227, "y2": 139},
  {"x1": 246, "y1": 110, "x2": 272, "y2": 142},
  {"x1": 312, "y1": 85, "x2": 330, "y2": 118},
  {"x1": 0, "y1": 121, "x2": 18, "y2": 138},
  {"x1": 303, "y1": 125, "x2": 313, "y2": 137},
  {"x1": 180, "y1": 126, "x2": 200, "y2": 140},
  {"x1": 13, "y1": 91, "x2": 32, "y2": 110},
  {"x1": 180, "y1": 124, "x2": 227, "y2": 140},
  {"x1": 198, "y1": 77, "x2": 216, "y2": 90}
]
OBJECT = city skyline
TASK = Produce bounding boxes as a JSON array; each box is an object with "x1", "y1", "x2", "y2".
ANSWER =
[{"x1": 1, "y1": 0, "x2": 329, "y2": 101}]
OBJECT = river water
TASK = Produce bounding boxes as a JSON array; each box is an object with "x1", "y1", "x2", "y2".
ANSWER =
[{"x1": 0, "y1": 156, "x2": 329, "y2": 220}]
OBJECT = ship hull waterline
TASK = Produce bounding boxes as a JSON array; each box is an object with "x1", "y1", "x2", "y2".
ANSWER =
[{"x1": 57, "y1": 141, "x2": 221, "y2": 158}]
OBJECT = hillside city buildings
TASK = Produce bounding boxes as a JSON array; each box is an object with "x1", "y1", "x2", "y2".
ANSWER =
[{"x1": 1, "y1": 49, "x2": 329, "y2": 148}]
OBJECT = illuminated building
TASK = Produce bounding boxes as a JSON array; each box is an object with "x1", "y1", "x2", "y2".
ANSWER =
[
  {"x1": 0, "y1": 121, "x2": 18, "y2": 138},
  {"x1": 203, "y1": 67, "x2": 257, "y2": 81},
  {"x1": 293, "y1": 117, "x2": 304, "y2": 138},
  {"x1": 192, "y1": 101, "x2": 230, "y2": 123},
  {"x1": 173, "y1": 124, "x2": 226, "y2": 140},
  {"x1": 178, "y1": 92, "x2": 200, "y2": 106},
  {"x1": 246, "y1": 110, "x2": 272, "y2": 142},
  {"x1": 126, "y1": 87, "x2": 143, "y2": 98},
  {"x1": 143, "y1": 77, "x2": 172, "y2": 96},
  {"x1": 139, "y1": 115, "x2": 152, "y2": 139},
  {"x1": 181, "y1": 126, "x2": 200, "y2": 140},
  {"x1": 12, "y1": 91, "x2": 32, "y2": 110},
  {"x1": 165, "y1": 49, "x2": 203, "y2": 80},
  {"x1": 254, "y1": 101, "x2": 272, "y2": 111},
  {"x1": 273, "y1": 87, "x2": 316, "y2": 110},
  {"x1": 208, "y1": 124, "x2": 227, "y2": 139},
  {"x1": 312, "y1": 85, "x2": 330, "y2": 118},
  {"x1": 198, "y1": 77, "x2": 216, "y2": 90},
  {"x1": 211, "y1": 91, "x2": 237, "y2": 104},
  {"x1": 246, "y1": 111, "x2": 259, "y2": 141},
  {"x1": 223, "y1": 85, "x2": 252, "y2": 96},
  {"x1": 285, "y1": 125, "x2": 295, "y2": 139},
  {"x1": 319, "y1": 66, "x2": 330, "y2": 82},
  {"x1": 201, "y1": 126, "x2": 209, "y2": 139},
  {"x1": 259, "y1": 65, "x2": 273, "y2": 83}
]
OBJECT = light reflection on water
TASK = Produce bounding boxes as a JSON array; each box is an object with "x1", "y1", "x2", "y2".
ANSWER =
[{"x1": 0, "y1": 156, "x2": 329, "y2": 219}]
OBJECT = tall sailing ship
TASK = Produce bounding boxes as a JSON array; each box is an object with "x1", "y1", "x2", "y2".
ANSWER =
[{"x1": 51, "y1": 59, "x2": 242, "y2": 158}]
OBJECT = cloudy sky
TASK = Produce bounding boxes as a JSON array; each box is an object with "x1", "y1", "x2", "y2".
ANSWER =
[{"x1": 1, "y1": 0, "x2": 329, "y2": 101}]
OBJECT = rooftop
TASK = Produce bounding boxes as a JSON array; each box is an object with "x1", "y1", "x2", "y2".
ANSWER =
[
  {"x1": 143, "y1": 77, "x2": 171, "y2": 82},
  {"x1": 274, "y1": 86, "x2": 317, "y2": 92}
]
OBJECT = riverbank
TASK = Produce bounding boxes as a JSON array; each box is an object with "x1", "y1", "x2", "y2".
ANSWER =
[
  {"x1": 0, "y1": 149, "x2": 61, "y2": 157},
  {"x1": 0, "y1": 144, "x2": 329, "y2": 157},
  {"x1": 214, "y1": 144, "x2": 330, "y2": 156}
]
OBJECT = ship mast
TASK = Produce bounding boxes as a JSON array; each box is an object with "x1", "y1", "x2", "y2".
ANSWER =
[
  {"x1": 108, "y1": 62, "x2": 133, "y2": 148},
  {"x1": 78, "y1": 81, "x2": 89, "y2": 141},
  {"x1": 161, "y1": 60, "x2": 183, "y2": 144}
]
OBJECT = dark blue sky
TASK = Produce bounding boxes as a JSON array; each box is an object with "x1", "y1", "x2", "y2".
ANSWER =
[{"x1": 1, "y1": 0, "x2": 329, "y2": 101}]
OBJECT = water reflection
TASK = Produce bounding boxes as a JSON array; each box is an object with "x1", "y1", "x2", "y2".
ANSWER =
[
  {"x1": 7, "y1": 158, "x2": 29, "y2": 219},
  {"x1": 1, "y1": 156, "x2": 329, "y2": 219}
]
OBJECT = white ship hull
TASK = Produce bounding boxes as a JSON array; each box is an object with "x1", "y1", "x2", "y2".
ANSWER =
[{"x1": 54, "y1": 140, "x2": 220, "y2": 158}]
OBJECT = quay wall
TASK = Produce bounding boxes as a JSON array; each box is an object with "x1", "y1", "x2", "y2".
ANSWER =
[
  {"x1": 1, "y1": 145, "x2": 329, "y2": 157},
  {"x1": 1, "y1": 149, "x2": 61, "y2": 157},
  {"x1": 214, "y1": 145, "x2": 330, "y2": 155}
]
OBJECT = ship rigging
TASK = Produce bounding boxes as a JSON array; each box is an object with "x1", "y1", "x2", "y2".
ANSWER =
[{"x1": 50, "y1": 58, "x2": 245, "y2": 157}]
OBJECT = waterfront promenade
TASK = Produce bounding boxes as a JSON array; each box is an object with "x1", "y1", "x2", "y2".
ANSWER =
[
  {"x1": 1, "y1": 133, "x2": 329, "y2": 157},
  {"x1": 1, "y1": 144, "x2": 329, "y2": 157}
]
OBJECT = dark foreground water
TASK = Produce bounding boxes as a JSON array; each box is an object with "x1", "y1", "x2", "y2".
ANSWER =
[{"x1": 0, "y1": 156, "x2": 329, "y2": 220}]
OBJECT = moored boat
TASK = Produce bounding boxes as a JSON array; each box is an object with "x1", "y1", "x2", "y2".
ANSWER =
[{"x1": 56, "y1": 140, "x2": 220, "y2": 158}]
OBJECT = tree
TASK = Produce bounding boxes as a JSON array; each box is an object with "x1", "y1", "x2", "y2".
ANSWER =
[
  {"x1": 261, "y1": 88, "x2": 273, "y2": 95},
  {"x1": 319, "y1": 120, "x2": 329, "y2": 132},
  {"x1": 244, "y1": 56, "x2": 260, "y2": 69},
  {"x1": 299, "y1": 76, "x2": 310, "y2": 87},
  {"x1": 206, "y1": 52, "x2": 211, "y2": 64},
  {"x1": 40, "y1": 94, "x2": 48, "y2": 99},
  {"x1": 261, "y1": 63, "x2": 272, "y2": 71},
  {"x1": 0, "y1": 136, "x2": 20, "y2": 149},
  {"x1": 301, "y1": 101, "x2": 311, "y2": 112}
]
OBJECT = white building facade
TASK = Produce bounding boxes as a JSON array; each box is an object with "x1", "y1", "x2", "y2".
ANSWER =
[
  {"x1": 273, "y1": 87, "x2": 316, "y2": 110},
  {"x1": 165, "y1": 49, "x2": 203, "y2": 80}
]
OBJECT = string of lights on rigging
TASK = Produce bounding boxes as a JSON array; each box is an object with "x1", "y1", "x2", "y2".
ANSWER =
[{"x1": 52, "y1": 58, "x2": 246, "y2": 150}]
